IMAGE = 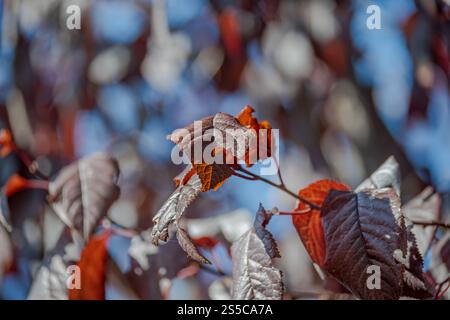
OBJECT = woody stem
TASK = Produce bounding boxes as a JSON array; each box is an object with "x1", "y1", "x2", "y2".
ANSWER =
[
  {"x1": 273, "y1": 210, "x2": 311, "y2": 216},
  {"x1": 231, "y1": 171, "x2": 257, "y2": 181},
  {"x1": 273, "y1": 155, "x2": 286, "y2": 188}
]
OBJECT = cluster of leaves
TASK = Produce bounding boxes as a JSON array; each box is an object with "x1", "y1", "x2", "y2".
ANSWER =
[
  {"x1": 150, "y1": 106, "x2": 273, "y2": 253},
  {"x1": 149, "y1": 109, "x2": 448, "y2": 300},
  {"x1": 1, "y1": 104, "x2": 449, "y2": 300},
  {"x1": 1, "y1": 0, "x2": 448, "y2": 302},
  {"x1": 1, "y1": 130, "x2": 122, "y2": 299}
]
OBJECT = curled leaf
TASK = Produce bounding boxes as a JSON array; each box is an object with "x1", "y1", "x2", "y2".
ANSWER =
[
  {"x1": 167, "y1": 107, "x2": 271, "y2": 191},
  {"x1": 176, "y1": 227, "x2": 211, "y2": 264},
  {"x1": 151, "y1": 174, "x2": 202, "y2": 245},
  {"x1": 236, "y1": 105, "x2": 273, "y2": 166},
  {"x1": 168, "y1": 112, "x2": 255, "y2": 165}
]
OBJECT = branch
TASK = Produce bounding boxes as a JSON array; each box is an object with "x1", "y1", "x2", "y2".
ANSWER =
[
  {"x1": 233, "y1": 165, "x2": 321, "y2": 210},
  {"x1": 231, "y1": 171, "x2": 257, "y2": 181},
  {"x1": 411, "y1": 220, "x2": 450, "y2": 229}
]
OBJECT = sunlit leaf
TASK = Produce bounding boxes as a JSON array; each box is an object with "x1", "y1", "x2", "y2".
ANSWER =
[
  {"x1": 231, "y1": 204, "x2": 283, "y2": 300},
  {"x1": 151, "y1": 174, "x2": 202, "y2": 245}
]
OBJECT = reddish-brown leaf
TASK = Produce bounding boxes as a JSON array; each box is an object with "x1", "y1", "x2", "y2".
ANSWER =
[
  {"x1": 151, "y1": 174, "x2": 202, "y2": 244},
  {"x1": 69, "y1": 231, "x2": 111, "y2": 300},
  {"x1": 292, "y1": 180, "x2": 350, "y2": 266},
  {"x1": 236, "y1": 105, "x2": 259, "y2": 130}
]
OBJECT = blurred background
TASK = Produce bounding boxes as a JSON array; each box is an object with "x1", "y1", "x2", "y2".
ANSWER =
[{"x1": 0, "y1": 0, "x2": 449, "y2": 299}]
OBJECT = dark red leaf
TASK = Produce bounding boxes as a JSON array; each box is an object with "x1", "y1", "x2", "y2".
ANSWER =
[{"x1": 321, "y1": 188, "x2": 432, "y2": 299}]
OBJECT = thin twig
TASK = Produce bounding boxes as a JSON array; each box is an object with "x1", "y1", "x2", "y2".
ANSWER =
[
  {"x1": 273, "y1": 155, "x2": 286, "y2": 187},
  {"x1": 233, "y1": 165, "x2": 321, "y2": 210},
  {"x1": 424, "y1": 226, "x2": 438, "y2": 258},
  {"x1": 104, "y1": 220, "x2": 138, "y2": 238},
  {"x1": 231, "y1": 171, "x2": 257, "y2": 181},
  {"x1": 411, "y1": 220, "x2": 450, "y2": 229}
]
